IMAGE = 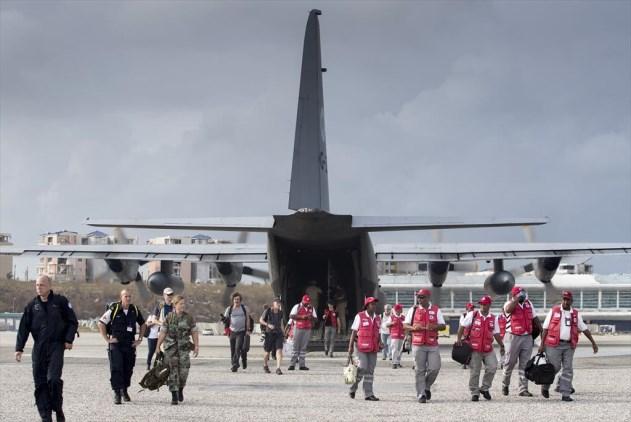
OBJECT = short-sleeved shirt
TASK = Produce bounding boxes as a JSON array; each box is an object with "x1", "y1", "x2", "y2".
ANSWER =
[
  {"x1": 351, "y1": 311, "x2": 378, "y2": 331},
  {"x1": 262, "y1": 308, "x2": 283, "y2": 333},
  {"x1": 460, "y1": 311, "x2": 500, "y2": 335},
  {"x1": 404, "y1": 304, "x2": 445, "y2": 325},
  {"x1": 542, "y1": 307, "x2": 587, "y2": 341},
  {"x1": 99, "y1": 307, "x2": 143, "y2": 325},
  {"x1": 224, "y1": 305, "x2": 249, "y2": 332},
  {"x1": 380, "y1": 313, "x2": 392, "y2": 334},
  {"x1": 289, "y1": 304, "x2": 317, "y2": 318}
]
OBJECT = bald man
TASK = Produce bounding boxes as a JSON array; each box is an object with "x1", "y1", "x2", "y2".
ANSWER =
[
  {"x1": 99, "y1": 289, "x2": 146, "y2": 404},
  {"x1": 16, "y1": 275, "x2": 78, "y2": 422}
]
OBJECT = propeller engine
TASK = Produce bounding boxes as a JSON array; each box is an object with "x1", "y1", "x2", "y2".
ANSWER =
[
  {"x1": 484, "y1": 259, "x2": 516, "y2": 295},
  {"x1": 146, "y1": 262, "x2": 184, "y2": 296}
]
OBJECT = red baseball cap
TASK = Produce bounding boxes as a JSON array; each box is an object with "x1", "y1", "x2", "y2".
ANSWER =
[
  {"x1": 394, "y1": 303, "x2": 403, "y2": 311},
  {"x1": 416, "y1": 288, "x2": 431, "y2": 297},
  {"x1": 465, "y1": 302, "x2": 475, "y2": 311},
  {"x1": 478, "y1": 295, "x2": 492, "y2": 305},
  {"x1": 511, "y1": 286, "x2": 524, "y2": 297},
  {"x1": 301, "y1": 294, "x2": 311, "y2": 304},
  {"x1": 562, "y1": 290, "x2": 573, "y2": 299},
  {"x1": 364, "y1": 296, "x2": 379, "y2": 306}
]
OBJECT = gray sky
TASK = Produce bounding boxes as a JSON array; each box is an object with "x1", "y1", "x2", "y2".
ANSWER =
[{"x1": 1, "y1": 0, "x2": 630, "y2": 276}]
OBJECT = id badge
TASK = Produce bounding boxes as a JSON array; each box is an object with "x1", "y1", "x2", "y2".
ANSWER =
[
  {"x1": 564, "y1": 317, "x2": 571, "y2": 327},
  {"x1": 127, "y1": 326, "x2": 133, "y2": 332}
]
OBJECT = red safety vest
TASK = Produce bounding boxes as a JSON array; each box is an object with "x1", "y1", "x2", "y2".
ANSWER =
[
  {"x1": 295, "y1": 304, "x2": 313, "y2": 330},
  {"x1": 323, "y1": 309, "x2": 338, "y2": 328},
  {"x1": 498, "y1": 314, "x2": 507, "y2": 340},
  {"x1": 468, "y1": 311, "x2": 496, "y2": 353},
  {"x1": 411, "y1": 305, "x2": 440, "y2": 346},
  {"x1": 544, "y1": 305, "x2": 580, "y2": 349},
  {"x1": 389, "y1": 313, "x2": 405, "y2": 340},
  {"x1": 357, "y1": 311, "x2": 381, "y2": 353},
  {"x1": 509, "y1": 301, "x2": 533, "y2": 335}
]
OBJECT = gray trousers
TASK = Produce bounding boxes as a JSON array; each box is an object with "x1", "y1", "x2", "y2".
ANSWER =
[
  {"x1": 350, "y1": 351, "x2": 377, "y2": 397},
  {"x1": 502, "y1": 333, "x2": 533, "y2": 393},
  {"x1": 543, "y1": 342, "x2": 574, "y2": 396},
  {"x1": 380, "y1": 333, "x2": 390, "y2": 358},
  {"x1": 391, "y1": 338, "x2": 404, "y2": 365},
  {"x1": 413, "y1": 345, "x2": 441, "y2": 398},
  {"x1": 469, "y1": 351, "x2": 498, "y2": 395},
  {"x1": 323, "y1": 326, "x2": 336, "y2": 354},
  {"x1": 289, "y1": 328, "x2": 311, "y2": 367}
]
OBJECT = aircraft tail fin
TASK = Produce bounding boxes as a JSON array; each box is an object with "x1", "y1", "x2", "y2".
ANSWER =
[{"x1": 289, "y1": 9, "x2": 330, "y2": 212}]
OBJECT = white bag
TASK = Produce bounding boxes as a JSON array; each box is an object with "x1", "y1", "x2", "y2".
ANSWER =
[
  {"x1": 283, "y1": 339, "x2": 293, "y2": 356},
  {"x1": 343, "y1": 363, "x2": 357, "y2": 384}
]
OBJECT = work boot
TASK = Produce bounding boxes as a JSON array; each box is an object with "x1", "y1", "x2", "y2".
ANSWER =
[
  {"x1": 562, "y1": 396, "x2": 574, "y2": 402},
  {"x1": 113, "y1": 390, "x2": 122, "y2": 405},
  {"x1": 299, "y1": 366, "x2": 309, "y2": 370},
  {"x1": 178, "y1": 388, "x2": 184, "y2": 402},
  {"x1": 330, "y1": 353, "x2": 334, "y2": 358},
  {"x1": 171, "y1": 391, "x2": 178, "y2": 405},
  {"x1": 418, "y1": 395, "x2": 427, "y2": 404},
  {"x1": 242, "y1": 359, "x2": 247, "y2": 370},
  {"x1": 502, "y1": 386, "x2": 509, "y2": 396},
  {"x1": 122, "y1": 389, "x2": 131, "y2": 402},
  {"x1": 231, "y1": 365, "x2": 238, "y2": 372},
  {"x1": 519, "y1": 391, "x2": 533, "y2": 397},
  {"x1": 288, "y1": 365, "x2": 295, "y2": 371},
  {"x1": 481, "y1": 390, "x2": 492, "y2": 401},
  {"x1": 471, "y1": 395, "x2": 479, "y2": 402},
  {"x1": 365, "y1": 395, "x2": 379, "y2": 401},
  {"x1": 425, "y1": 390, "x2": 431, "y2": 400},
  {"x1": 541, "y1": 388, "x2": 550, "y2": 399},
  {"x1": 392, "y1": 364, "x2": 397, "y2": 369},
  {"x1": 55, "y1": 409, "x2": 66, "y2": 422},
  {"x1": 349, "y1": 392, "x2": 355, "y2": 399},
  {"x1": 40, "y1": 413, "x2": 52, "y2": 422},
  {"x1": 264, "y1": 366, "x2": 271, "y2": 373}
]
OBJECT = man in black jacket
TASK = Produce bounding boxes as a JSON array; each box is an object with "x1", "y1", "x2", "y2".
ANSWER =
[{"x1": 15, "y1": 275, "x2": 79, "y2": 422}]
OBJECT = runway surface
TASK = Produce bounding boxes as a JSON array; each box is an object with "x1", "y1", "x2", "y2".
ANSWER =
[{"x1": 1, "y1": 332, "x2": 630, "y2": 421}]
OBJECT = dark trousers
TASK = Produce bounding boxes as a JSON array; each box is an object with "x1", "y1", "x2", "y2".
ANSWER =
[
  {"x1": 146, "y1": 338, "x2": 158, "y2": 369},
  {"x1": 108, "y1": 343, "x2": 136, "y2": 390},
  {"x1": 32, "y1": 342, "x2": 65, "y2": 416},
  {"x1": 229, "y1": 331, "x2": 246, "y2": 368}
]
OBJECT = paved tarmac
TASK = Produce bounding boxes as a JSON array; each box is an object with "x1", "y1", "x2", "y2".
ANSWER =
[{"x1": 1, "y1": 332, "x2": 630, "y2": 421}]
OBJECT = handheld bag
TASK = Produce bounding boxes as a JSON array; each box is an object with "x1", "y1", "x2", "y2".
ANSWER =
[
  {"x1": 139, "y1": 351, "x2": 170, "y2": 391},
  {"x1": 451, "y1": 341, "x2": 473, "y2": 365},
  {"x1": 343, "y1": 354, "x2": 357, "y2": 385},
  {"x1": 525, "y1": 352, "x2": 556, "y2": 385}
]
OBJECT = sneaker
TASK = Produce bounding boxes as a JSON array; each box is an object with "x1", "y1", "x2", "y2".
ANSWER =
[
  {"x1": 562, "y1": 396, "x2": 574, "y2": 402},
  {"x1": 418, "y1": 395, "x2": 427, "y2": 403},
  {"x1": 519, "y1": 391, "x2": 533, "y2": 397},
  {"x1": 541, "y1": 388, "x2": 550, "y2": 399},
  {"x1": 472, "y1": 395, "x2": 479, "y2": 401},
  {"x1": 122, "y1": 389, "x2": 131, "y2": 402},
  {"x1": 349, "y1": 392, "x2": 355, "y2": 399},
  {"x1": 481, "y1": 390, "x2": 492, "y2": 401},
  {"x1": 276, "y1": 368, "x2": 283, "y2": 375},
  {"x1": 264, "y1": 366, "x2": 271, "y2": 374},
  {"x1": 365, "y1": 396, "x2": 380, "y2": 401},
  {"x1": 425, "y1": 390, "x2": 431, "y2": 400},
  {"x1": 299, "y1": 366, "x2": 309, "y2": 370},
  {"x1": 502, "y1": 386, "x2": 509, "y2": 396},
  {"x1": 288, "y1": 365, "x2": 295, "y2": 371}
]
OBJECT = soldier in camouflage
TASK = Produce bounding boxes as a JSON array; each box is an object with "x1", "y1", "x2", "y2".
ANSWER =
[{"x1": 156, "y1": 295, "x2": 200, "y2": 405}]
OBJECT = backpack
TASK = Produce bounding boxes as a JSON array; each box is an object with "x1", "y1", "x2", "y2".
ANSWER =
[
  {"x1": 139, "y1": 351, "x2": 170, "y2": 391},
  {"x1": 224, "y1": 304, "x2": 252, "y2": 331}
]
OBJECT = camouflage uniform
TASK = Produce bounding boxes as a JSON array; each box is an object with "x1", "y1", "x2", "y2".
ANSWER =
[{"x1": 161, "y1": 312, "x2": 198, "y2": 392}]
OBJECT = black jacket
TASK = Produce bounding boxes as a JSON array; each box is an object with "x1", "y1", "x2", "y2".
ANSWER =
[{"x1": 16, "y1": 290, "x2": 79, "y2": 352}]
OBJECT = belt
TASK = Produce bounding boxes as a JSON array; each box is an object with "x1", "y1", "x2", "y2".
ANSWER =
[{"x1": 559, "y1": 340, "x2": 570, "y2": 343}]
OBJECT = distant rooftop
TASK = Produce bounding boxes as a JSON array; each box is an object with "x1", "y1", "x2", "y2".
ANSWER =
[
  {"x1": 86, "y1": 230, "x2": 108, "y2": 238},
  {"x1": 192, "y1": 234, "x2": 212, "y2": 240},
  {"x1": 40, "y1": 230, "x2": 78, "y2": 235}
]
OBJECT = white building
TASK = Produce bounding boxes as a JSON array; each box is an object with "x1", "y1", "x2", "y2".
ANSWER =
[{"x1": 0, "y1": 233, "x2": 13, "y2": 279}]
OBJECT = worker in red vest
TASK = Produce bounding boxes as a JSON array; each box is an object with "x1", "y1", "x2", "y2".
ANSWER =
[
  {"x1": 387, "y1": 303, "x2": 405, "y2": 369},
  {"x1": 322, "y1": 301, "x2": 341, "y2": 357},
  {"x1": 403, "y1": 288, "x2": 446, "y2": 403},
  {"x1": 538, "y1": 290, "x2": 598, "y2": 402},
  {"x1": 501, "y1": 286, "x2": 542, "y2": 397},
  {"x1": 457, "y1": 295, "x2": 505, "y2": 401},
  {"x1": 288, "y1": 294, "x2": 317, "y2": 370},
  {"x1": 347, "y1": 296, "x2": 382, "y2": 401}
]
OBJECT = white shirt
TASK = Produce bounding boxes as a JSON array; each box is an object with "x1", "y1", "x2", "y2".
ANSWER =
[
  {"x1": 99, "y1": 307, "x2": 130, "y2": 325},
  {"x1": 351, "y1": 311, "x2": 378, "y2": 331},
  {"x1": 290, "y1": 304, "x2": 317, "y2": 318},
  {"x1": 543, "y1": 307, "x2": 587, "y2": 340},
  {"x1": 460, "y1": 311, "x2": 500, "y2": 335},
  {"x1": 404, "y1": 303, "x2": 445, "y2": 325},
  {"x1": 147, "y1": 315, "x2": 160, "y2": 339},
  {"x1": 380, "y1": 313, "x2": 392, "y2": 334}
]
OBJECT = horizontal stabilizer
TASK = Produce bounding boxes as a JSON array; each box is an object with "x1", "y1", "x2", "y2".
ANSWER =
[
  {"x1": 374, "y1": 243, "x2": 631, "y2": 262},
  {"x1": 85, "y1": 217, "x2": 274, "y2": 232},
  {"x1": 352, "y1": 216, "x2": 549, "y2": 232}
]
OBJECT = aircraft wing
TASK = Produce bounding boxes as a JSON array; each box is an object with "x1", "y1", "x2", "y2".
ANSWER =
[
  {"x1": 374, "y1": 243, "x2": 631, "y2": 262},
  {"x1": 84, "y1": 217, "x2": 275, "y2": 232},
  {"x1": 1, "y1": 244, "x2": 268, "y2": 263},
  {"x1": 352, "y1": 217, "x2": 549, "y2": 231}
]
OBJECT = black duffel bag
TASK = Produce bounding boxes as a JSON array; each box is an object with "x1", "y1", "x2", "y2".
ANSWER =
[
  {"x1": 525, "y1": 352, "x2": 556, "y2": 385},
  {"x1": 452, "y1": 341, "x2": 473, "y2": 365}
]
